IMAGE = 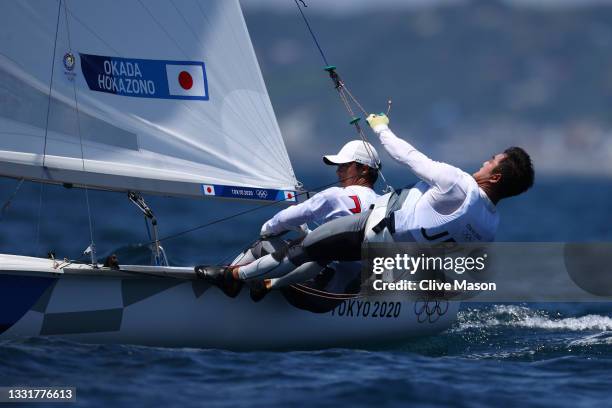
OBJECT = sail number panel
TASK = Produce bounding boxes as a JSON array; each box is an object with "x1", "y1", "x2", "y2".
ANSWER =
[{"x1": 80, "y1": 53, "x2": 209, "y2": 101}]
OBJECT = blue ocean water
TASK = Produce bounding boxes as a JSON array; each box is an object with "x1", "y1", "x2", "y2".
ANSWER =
[{"x1": 0, "y1": 176, "x2": 611, "y2": 407}]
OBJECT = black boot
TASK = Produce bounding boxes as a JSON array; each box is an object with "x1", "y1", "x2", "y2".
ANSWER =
[
  {"x1": 195, "y1": 265, "x2": 243, "y2": 298},
  {"x1": 249, "y1": 280, "x2": 270, "y2": 302}
]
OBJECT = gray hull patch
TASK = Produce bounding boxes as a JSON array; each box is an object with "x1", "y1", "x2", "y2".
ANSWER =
[
  {"x1": 30, "y1": 280, "x2": 59, "y2": 313},
  {"x1": 121, "y1": 279, "x2": 182, "y2": 307},
  {"x1": 40, "y1": 308, "x2": 123, "y2": 335},
  {"x1": 191, "y1": 281, "x2": 211, "y2": 298}
]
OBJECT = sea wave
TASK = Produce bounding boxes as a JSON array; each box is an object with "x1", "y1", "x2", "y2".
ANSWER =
[
  {"x1": 568, "y1": 332, "x2": 612, "y2": 347},
  {"x1": 454, "y1": 304, "x2": 612, "y2": 331}
]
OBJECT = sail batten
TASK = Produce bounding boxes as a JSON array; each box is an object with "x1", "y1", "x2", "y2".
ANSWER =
[{"x1": 0, "y1": 0, "x2": 298, "y2": 200}]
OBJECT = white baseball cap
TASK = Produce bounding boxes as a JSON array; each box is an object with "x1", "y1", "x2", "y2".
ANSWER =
[{"x1": 323, "y1": 140, "x2": 380, "y2": 168}]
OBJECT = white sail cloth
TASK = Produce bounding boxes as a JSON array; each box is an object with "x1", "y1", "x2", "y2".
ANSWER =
[{"x1": 0, "y1": 0, "x2": 297, "y2": 200}]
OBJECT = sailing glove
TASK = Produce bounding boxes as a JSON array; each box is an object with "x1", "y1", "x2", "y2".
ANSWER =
[
  {"x1": 366, "y1": 113, "x2": 389, "y2": 132},
  {"x1": 260, "y1": 221, "x2": 275, "y2": 238}
]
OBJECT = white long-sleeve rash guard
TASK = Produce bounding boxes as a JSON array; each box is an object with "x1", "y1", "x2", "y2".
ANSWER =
[
  {"x1": 260, "y1": 185, "x2": 378, "y2": 236},
  {"x1": 374, "y1": 124, "x2": 486, "y2": 215}
]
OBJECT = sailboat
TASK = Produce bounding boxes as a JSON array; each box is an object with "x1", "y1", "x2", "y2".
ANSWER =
[{"x1": 0, "y1": 0, "x2": 458, "y2": 350}]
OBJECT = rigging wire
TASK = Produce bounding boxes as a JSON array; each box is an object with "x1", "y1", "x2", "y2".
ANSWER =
[
  {"x1": 63, "y1": 0, "x2": 97, "y2": 265},
  {"x1": 0, "y1": 179, "x2": 24, "y2": 222},
  {"x1": 41, "y1": 0, "x2": 63, "y2": 168},
  {"x1": 36, "y1": 0, "x2": 62, "y2": 256},
  {"x1": 293, "y1": 0, "x2": 330, "y2": 66},
  {"x1": 292, "y1": 0, "x2": 393, "y2": 193}
]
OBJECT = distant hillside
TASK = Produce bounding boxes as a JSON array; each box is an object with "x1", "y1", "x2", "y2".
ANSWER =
[
  {"x1": 246, "y1": 1, "x2": 612, "y2": 124},
  {"x1": 244, "y1": 1, "x2": 612, "y2": 178}
]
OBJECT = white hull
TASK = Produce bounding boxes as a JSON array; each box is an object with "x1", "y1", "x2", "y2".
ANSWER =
[{"x1": 0, "y1": 254, "x2": 458, "y2": 350}]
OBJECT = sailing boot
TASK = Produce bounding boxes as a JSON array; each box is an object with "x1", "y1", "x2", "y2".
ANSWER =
[
  {"x1": 248, "y1": 280, "x2": 270, "y2": 303},
  {"x1": 195, "y1": 265, "x2": 243, "y2": 298}
]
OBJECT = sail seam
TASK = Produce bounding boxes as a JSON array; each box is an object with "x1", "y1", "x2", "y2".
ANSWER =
[
  {"x1": 136, "y1": 0, "x2": 190, "y2": 58},
  {"x1": 63, "y1": 8, "x2": 122, "y2": 56}
]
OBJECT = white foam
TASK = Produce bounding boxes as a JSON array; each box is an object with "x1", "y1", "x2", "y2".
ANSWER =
[
  {"x1": 456, "y1": 305, "x2": 612, "y2": 332},
  {"x1": 516, "y1": 314, "x2": 612, "y2": 331}
]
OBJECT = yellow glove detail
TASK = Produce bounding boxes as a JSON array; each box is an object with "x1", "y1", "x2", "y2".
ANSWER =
[{"x1": 366, "y1": 113, "x2": 389, "y2": 129}]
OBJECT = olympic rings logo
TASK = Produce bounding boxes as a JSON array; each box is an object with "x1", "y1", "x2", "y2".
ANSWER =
[
  {"x1": 63, "y1": 52, "x2": 75, "y2": 71},
  {"x1": 414, "y1": 299, "x2": 449, "y2": 323}
]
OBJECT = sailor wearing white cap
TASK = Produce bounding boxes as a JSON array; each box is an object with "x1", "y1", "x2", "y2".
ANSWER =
[
  {"x1": 258, "y1": 140, "x2": 380, "y2": 239},
  {"x1": 322, "y1": 140, "x2": 381, "y2": 167}
]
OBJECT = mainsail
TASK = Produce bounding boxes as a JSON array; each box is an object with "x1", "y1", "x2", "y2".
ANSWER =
[{"x1": 0, "y1": 0, "x2": 298, "y2": 201}]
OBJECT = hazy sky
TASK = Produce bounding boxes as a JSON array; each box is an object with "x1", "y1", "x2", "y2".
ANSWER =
[{"x1": 241, "y1": 0, "x2": 612, "y2": 13}]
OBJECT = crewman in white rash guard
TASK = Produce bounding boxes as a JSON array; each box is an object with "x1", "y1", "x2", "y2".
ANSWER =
[
  {"x1": 259, "y1": 140, "x2": 380, "y2": 240},
  {"x1": 222, "y1": 113, "x2": 534, "y2": 294},
  {"x1": 199, "y1": 140, "x2": 380, "y2": 300}
]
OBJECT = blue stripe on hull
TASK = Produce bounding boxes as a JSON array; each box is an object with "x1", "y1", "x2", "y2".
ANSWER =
[{"x1": 0, "y1": 274, "x2": 57, "y2": 335}]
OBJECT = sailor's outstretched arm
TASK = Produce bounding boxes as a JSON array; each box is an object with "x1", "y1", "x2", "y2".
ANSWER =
[
  {"x1": 260, "y1": 188, "x2": 340, "y2": 236},
  {"x1": 367, "y1": 114, "x2": 463, "y2": 192}
]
